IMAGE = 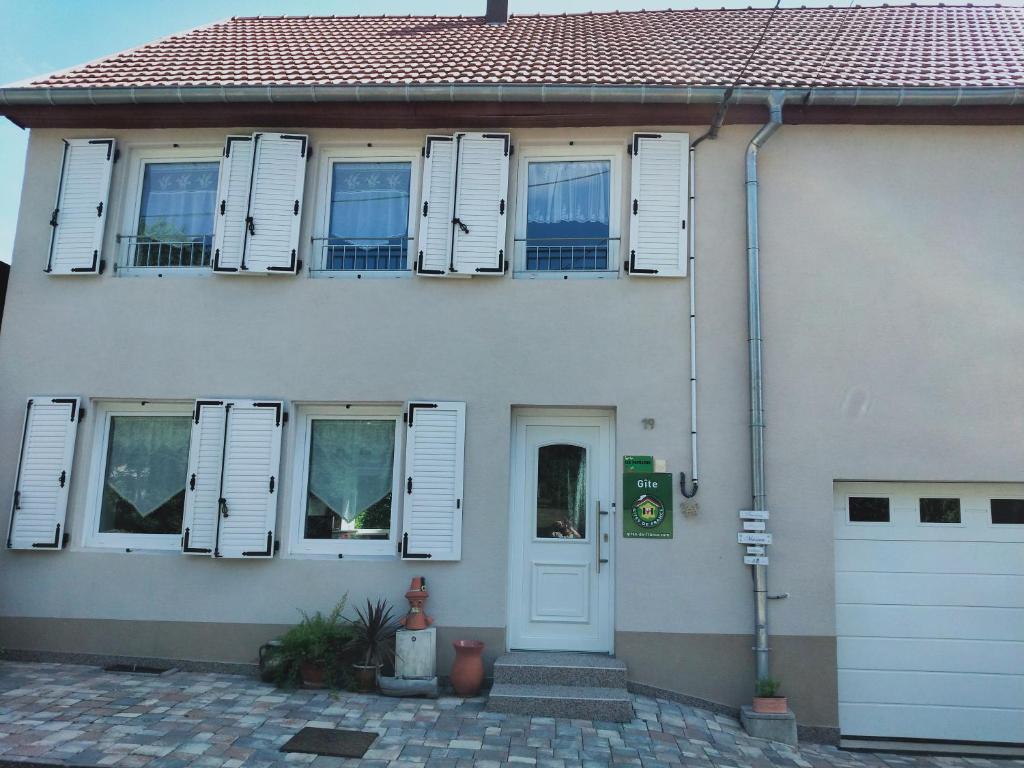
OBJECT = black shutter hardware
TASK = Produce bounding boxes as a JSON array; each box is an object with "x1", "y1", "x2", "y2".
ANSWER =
[
  {"x1": 269, "y1": 476, "x2": 275, "y2": 494},
  {"x1": 96, "y1": 202, "x2": 103, "y2": 217},
  {"x1": 49, "y1": 209, "x2": 59, "y2": 227},
  {"x1": 182, "y1": 527, "x2": 212, "y2": 554},
  {"x1": 189, "y1": 473, "x2": 196, "y2": 491},
  {"x1": 58, "y1": 470, "x2": 66, "y2": 488},
  {"x1": 220, "y1": 200, "x2": 226, "y2": 215},
  {"x1": 246, "y1": 216, "x2": 255, "y2": 235},
  {"x1": 422, "y1": 201, "x2": 428, "y2": 217},
  {"x1": 407, "y1": 477, "x2": 413, "y2": 494},
  {"x1": 633, "y1": 199, "x2": 639, "y2": 215},
  {"x1": 293, "y1": 200, "x2": 299, "y2": 215},
  {"x1": 31, "y1": 524, "x2": 62, "y2": 549},
  {"x1": 401, "y1": 532, "x2": 432, "y2": 559},
  {"x1": 242, "y1": 531, "x2": 274, "y2": 557},
  {"x1": 499, "y1": 199, "x2": 505, "y2": 215}
]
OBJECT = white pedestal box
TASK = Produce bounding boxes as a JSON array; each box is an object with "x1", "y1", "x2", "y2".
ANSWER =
[{"x1": 395, "y1": 627, "x2": 436, "y2": 679}]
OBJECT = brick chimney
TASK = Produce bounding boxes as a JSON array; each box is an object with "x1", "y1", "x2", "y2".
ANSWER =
[{"x1": 486, "y1": 0, "x2": 508, "y2": 25}]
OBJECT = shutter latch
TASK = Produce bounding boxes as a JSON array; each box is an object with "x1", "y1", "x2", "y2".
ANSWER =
[
  {"x1": 219, "y1": 497, "x2": 229, "y2": 518},
  {"x1": 49, "y1": 208, "x2": 59, "y2": 227},
  {"x1": 452, "y1": 217, "x2": 469, "y2": 234},
  {"x1": 245, "y1": 216, "x2": 255, "y2": 235},
  {"x1": 58, "y1": 470, "x2": 66, "y2": 488},
  {"x1": 96, "y1": 202, "x2": 104, "y2": 217}
]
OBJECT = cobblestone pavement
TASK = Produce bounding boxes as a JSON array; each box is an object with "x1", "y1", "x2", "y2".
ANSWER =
[{"x1": 0, "y1": 662, "x2": 1019, "y2": 768}]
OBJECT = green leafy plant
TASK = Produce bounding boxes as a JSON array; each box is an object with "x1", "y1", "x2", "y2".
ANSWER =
[
  {"x1": 755, "y1": 677, "x2": 782, "y2": 698},
  {"x1": 276, "y1": 596, "x2": 353, "y2": 688},
  {"x1": 347, "y1": 598, "x2": 401, "y2": 669}
]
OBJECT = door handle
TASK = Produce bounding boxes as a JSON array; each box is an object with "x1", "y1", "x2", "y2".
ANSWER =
[{"x1": 595, "y1": 500, "x2": 610, "y2": 573}]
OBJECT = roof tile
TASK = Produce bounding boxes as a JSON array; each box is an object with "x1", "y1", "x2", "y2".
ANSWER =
[{"x1": 19, "y1": 6, "x2": 1024, "y2": 91}]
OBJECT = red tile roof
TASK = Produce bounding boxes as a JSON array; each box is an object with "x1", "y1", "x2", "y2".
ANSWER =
[{"x1": 20, "y1": 6, "x2": 1024, "y2": 91}]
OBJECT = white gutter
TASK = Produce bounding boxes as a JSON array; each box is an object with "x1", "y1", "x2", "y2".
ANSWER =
[{"x1": 1, "y1": 84, "x2": 1023, "y2": 108}]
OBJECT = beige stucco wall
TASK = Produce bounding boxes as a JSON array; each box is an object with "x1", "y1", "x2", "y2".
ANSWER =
[{"x1": 0, "y1": 122, "x2": 1021, "y2": 728}]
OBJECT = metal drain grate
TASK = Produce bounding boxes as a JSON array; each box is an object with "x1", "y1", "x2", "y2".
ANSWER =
[{"x1": 103, "y1": 664, "x2": 173, "y2": 675}]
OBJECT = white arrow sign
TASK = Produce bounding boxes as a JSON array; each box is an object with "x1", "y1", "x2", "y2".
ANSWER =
[
  {"x1": 744, "y1": 556, "x2": 769, "y2": 566},
  {"x1": 740, "y1": 510, "x2": 770, "y2": 520},
  {"x1": 746, "y1": 546, "x2": 766, "y2": 555},
  {"x1": 743, "y1": 521, "x2": 766, "y2": 531},
  {"x1": 738, "y1": 532, "x2": 772, "y2": 545}
]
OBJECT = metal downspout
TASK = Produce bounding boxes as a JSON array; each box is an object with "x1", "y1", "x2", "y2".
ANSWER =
[{"x1": 746, "y1": 90, "x2": 784, "y2": 683}]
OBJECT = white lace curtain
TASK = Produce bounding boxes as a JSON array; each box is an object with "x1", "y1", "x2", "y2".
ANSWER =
[{"x1": 527, "y1": 160, "x2": 610, "y2": 226}]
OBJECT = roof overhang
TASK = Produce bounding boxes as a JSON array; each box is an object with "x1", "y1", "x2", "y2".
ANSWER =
[{"x1": 2, "y1": 85, "x2": 1023, "y2": 128}]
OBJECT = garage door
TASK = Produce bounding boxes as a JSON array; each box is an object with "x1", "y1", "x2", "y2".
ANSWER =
[{"x1": 834, "y1": 482, "x2": 1024, "y2": 744}]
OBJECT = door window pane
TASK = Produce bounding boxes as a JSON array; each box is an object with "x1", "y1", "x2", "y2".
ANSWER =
[
  {"x1": 849, "y1": 497, "x2": 890, "y2": 522},
  {"x1": 526, "y1": 160, "x2": 610, "y2": 271},
  {"x1": 134, "y1": 162, "x2": 219, "y2": 267},
  {"x1": 919, "y1": 497, "x2": 961, "y2": 524},
  {"x1": 536, "y1": 444, "x2": 586, "y2": 539},
  {"x1": 99, "y1": 416, "x2": 191, "y2": 535},
  {"x1": 991, "y1": 499, "x2": 1024, "y2": 524},
  {"x1": 326, "y1": 162, "x2": 411, "y2": 270},
  {"x1": 305, "y1": 419, "x2": 396, "y2": 540}
]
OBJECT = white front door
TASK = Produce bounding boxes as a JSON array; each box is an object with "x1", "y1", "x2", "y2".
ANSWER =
[{"x1": 508, "y1": 411, "x2": 614, "y2": 652}]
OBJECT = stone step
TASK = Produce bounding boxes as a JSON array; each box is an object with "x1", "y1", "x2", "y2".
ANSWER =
[
  {"x1": 493, "y1": 652, "x2": 627, "y2": 689},
  {"x1": 487, "y1": 683, "x2": 634, "y2": 722}
]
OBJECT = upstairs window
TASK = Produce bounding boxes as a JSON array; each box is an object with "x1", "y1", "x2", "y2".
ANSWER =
[
  {"x1": 312, "y1": 153, "x2": 417, "y2": 275},
  {"x1": 525, "y1": 160, "x2": 611, "y2": 272},
  {"x1": 119, "y1": 148, "x2": 222, "y2": 274}
]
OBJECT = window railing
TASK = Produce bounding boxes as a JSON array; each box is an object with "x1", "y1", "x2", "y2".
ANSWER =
[
  {"x1": 311, "y1": 236, "x2": 412, "y2": 273},
  {"x1": 516, "y1": 237, "x2": 620, "y2": 272},
  {"x1": 116, "y1": 234, "x2": 214, "y2": 269}
]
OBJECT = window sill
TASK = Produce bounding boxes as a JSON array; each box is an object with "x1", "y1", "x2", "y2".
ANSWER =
[
  {"x1": 308, "y1": 270, "x2": 411, "y2": 280},
  {"x1": 514, "y1": 270, "x2": 620, "y2": 280},
  {"x1": 115, "y1": 267, "x2": 212, "y2": 278},
  {"x1": 79, "y1": 544, "x2": 182, "y2": 555},
  {"x1": 286, "y1": 551, "x2": 398, "y2": 561}
]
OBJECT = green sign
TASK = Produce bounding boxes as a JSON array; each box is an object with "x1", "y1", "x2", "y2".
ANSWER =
[
  {"x1": 623, "y1": 472, "x2": 673, "y2": 539},
  {"x1": 623, "y1": 455, "x2": 654, "y2": 474}
]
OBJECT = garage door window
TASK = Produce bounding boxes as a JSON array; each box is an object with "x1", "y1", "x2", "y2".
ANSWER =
[
  {"x1": 991, "y1": 499, "x2": 1024, "y2": 525},
  {"x1": 919, "y1": 497, "x2": 961, "y2": 524},
  {"x1": 848, "y1": 496, "x2": 890, "y2": 523}
]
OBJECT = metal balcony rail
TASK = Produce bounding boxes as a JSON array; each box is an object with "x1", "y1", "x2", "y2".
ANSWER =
[
  {"x1": 516, "y1": 236, "x2": 619, "y2": 272},
  {"x1": 116, "y1": 234, "x2": 214, "y2": 269},
  {"x1": 311, "y1": 236, "x2": 413, "y2": 272}
]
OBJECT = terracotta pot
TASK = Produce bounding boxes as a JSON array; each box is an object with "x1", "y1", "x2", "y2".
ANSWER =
[
  {"x1": 451, "y1": 640, "x2": 485, "y2": 697},
  {"x1": 353, "y1": 663, "x2": 379, "y2": 693},
  {"x1": 752, "y1": 696, "x2": 788, "y2": 714},
  {"x1": 300, "y1": 661, "x2": 326, "y2": 689}
]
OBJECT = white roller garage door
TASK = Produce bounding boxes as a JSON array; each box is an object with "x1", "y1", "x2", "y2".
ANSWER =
[{"x1": 834, "y1": 482, "x2": 1024, "y2": 744}]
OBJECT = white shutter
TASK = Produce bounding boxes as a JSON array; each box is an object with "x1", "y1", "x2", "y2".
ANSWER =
[
  {"x1": 7, "y1": 397, "x2": 80, "y2": 550},
  {"x1": 242, "y1": 133, "x2": 307, "y2": 274},
  {"x1": 180, "y1": 400, "x2": 226, "y2": 554},
  {"x1": 415, "y1": 136, "x2": 456, "y2": 276},
  {"x1": 214, "y1": 400, "x2": 283, "y2": 558},
  {"x1": 46, "y1": 139, "x2": 115, "y2": 275},
  {"x1": 451, "y1": 133, "x2": 510, "y2": 275},
  {"x1": 401, "y1": 401, "x2": 465, "y2": 561},
  {"x1": 627, "y1": 132, "x2": 689, "y2": 277},
  {"x1": 211, "y1": 136, "x2": 254, "y2": 273}
]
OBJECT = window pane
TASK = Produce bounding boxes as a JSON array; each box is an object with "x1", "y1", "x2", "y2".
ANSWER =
[
  {"x1": 327, "y1": 162, "x2": 411, "y2": 270},
  {"x1": 99, "y1": 415, "x2": 190, "y2": 535},
  {"x1": 849, "y1": 497, "x2": 890, "y2": 522},
  {"x1": 536, "y1": 444, "x2": 587, "y2": 539},
  {"x1": 305, "y1": 419, "x2": 396, "y2": 540},
  {"x1": 135, "y1": 162, "x2": 219, "y2": 268},
  {"x1": 991, "y1": 499, "x2": 1024, "y2": 525},
  {"x1": 919, "y1": 497, "x2": 961, "y2": 524},
  {"x1": 526, "y1": 160, "x2": 610, "y2": 271}
]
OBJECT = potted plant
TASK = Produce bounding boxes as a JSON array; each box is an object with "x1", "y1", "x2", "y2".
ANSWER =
[
  {"x1": 277, "y1": 597, "x2": 351, "y2": 689},
  {"x1": 752, "y1": 677, "x2": 788, "y2": 713},
  {"x1": 347, "y1": 598, "x2": 400, "y2": 692}
]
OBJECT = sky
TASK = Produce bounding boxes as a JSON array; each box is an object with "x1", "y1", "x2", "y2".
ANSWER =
[{"x1": 1, "y1": 0, "x2": 1021, "y2": 264}]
